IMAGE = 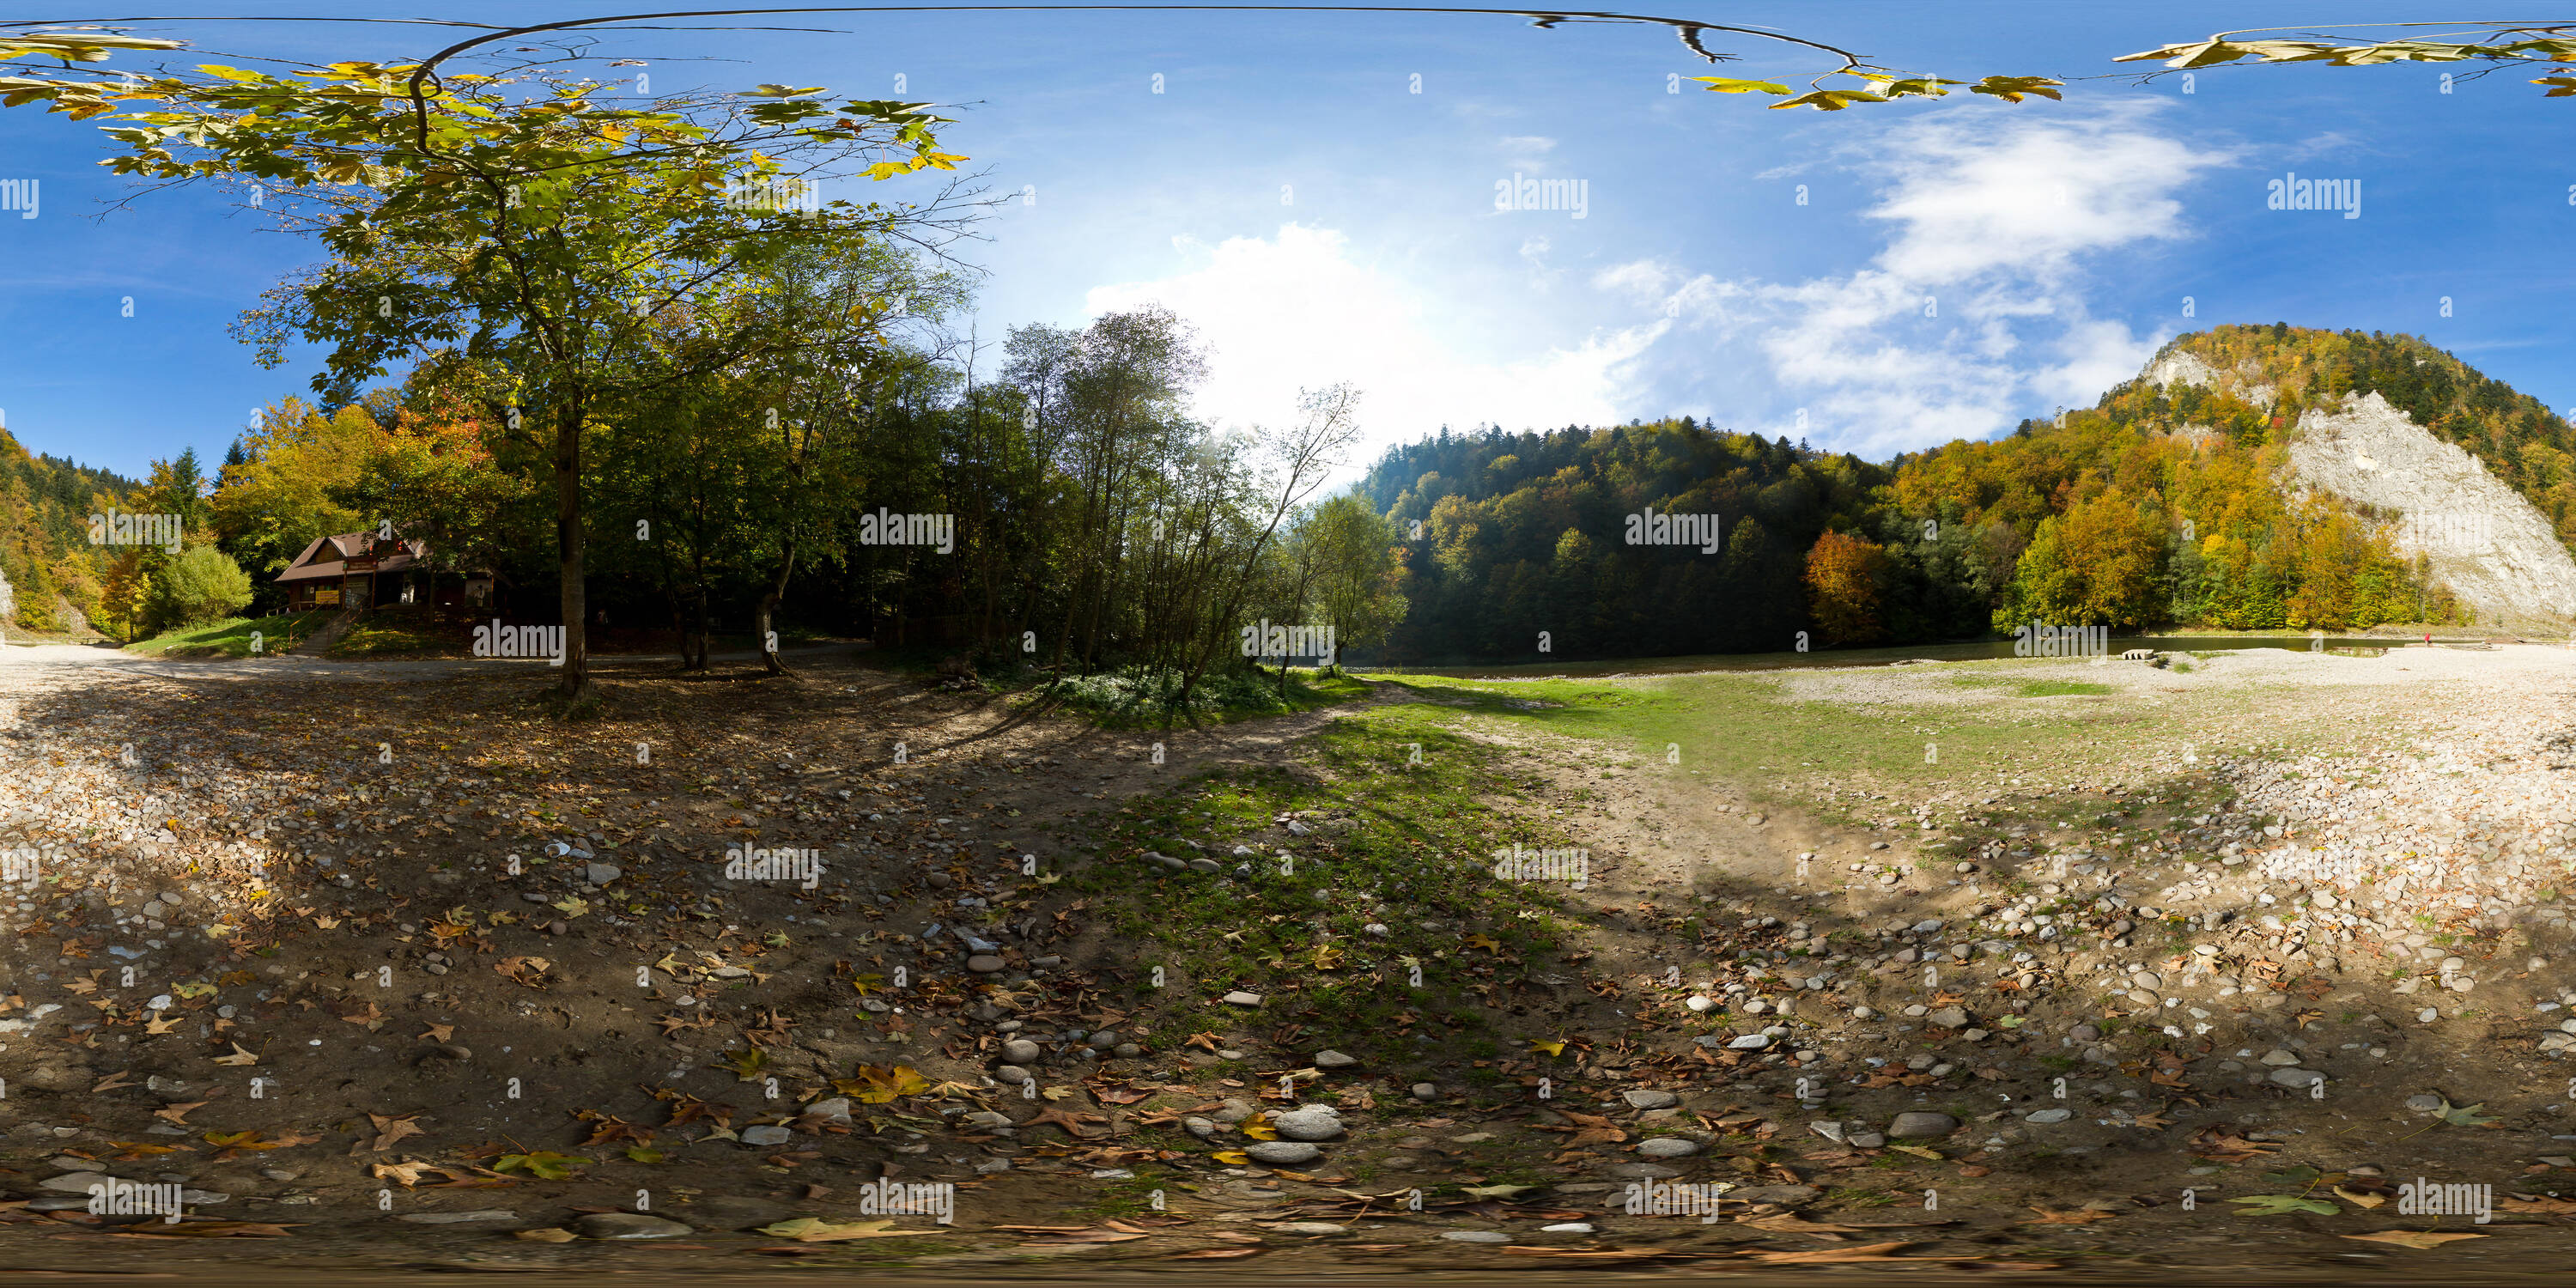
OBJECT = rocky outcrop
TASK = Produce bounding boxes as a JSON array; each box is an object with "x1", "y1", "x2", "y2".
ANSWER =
[
  {"x1": 2286, "y1": 392, "x2": 2576, "y2": 632},
  {"x1": 2148, "y1": 351, "x2": 2576, "y2": 632}
]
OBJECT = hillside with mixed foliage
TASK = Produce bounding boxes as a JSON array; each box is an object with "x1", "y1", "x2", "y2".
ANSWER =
[
  {"x1": 1356, "y1": 325, "x2": 2576, "y2": 662},
  {"x1": 0, "y1": 428, "x2": 141, "y2": 634}
]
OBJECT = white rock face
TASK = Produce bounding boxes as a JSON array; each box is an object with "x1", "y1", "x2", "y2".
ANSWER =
[{"x1": 2285, "y1": 392, "x2": 2576, "y2": 631}]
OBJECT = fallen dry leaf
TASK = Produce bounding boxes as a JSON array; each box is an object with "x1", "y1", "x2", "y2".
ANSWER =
[
  {"x1": 368, "y1": 1114, "x2": 426, "y2": 1152},
  {"x1": 757, "y1": 1217, "x2": 919, "y2": 1242},
  {"x1": 2343, "y1": 1230, "x2": 2488, "y2": 1250},
  {"x1": 515, "y1": 1227, "x2": 578, "y2": 1242}
]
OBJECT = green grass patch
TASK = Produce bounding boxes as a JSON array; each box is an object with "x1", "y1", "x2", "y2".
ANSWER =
[
  {"x1": 1019, "y1": 665, "x2": 1370, "y2": 728},
  {"x1": 125, "y1": 611, "x2": 338, "y2": 659},
  {"x1": 2015, "y1": 680, "x2": 2113, "y2": 697},
  {"x1": 1060, "y1": 698, "x2": 1584, "y2": 1064}
]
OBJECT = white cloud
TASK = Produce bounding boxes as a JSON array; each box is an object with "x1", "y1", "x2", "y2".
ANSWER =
[
  {"x1": 1084, "y1": 223, "x2": 1658, "y2": 483},
  {"x1": 1619, "y1": 104, "x2": 2234, "y2": 455}
]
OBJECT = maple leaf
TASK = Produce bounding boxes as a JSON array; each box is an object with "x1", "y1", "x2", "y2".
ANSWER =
[
  {"x1": 1021, "y1": 1106, "x2": 1109, "y2": 1139},
  {"x1": 1528, "y1": 1038, "x2": 1567, "y2": 1056},
  {"x1": 2344, "y1": 1230, "x2": 2488, "y2": 1249},
  {"x1": 1239, "y1": 1119, "x2": 1279, "y2": 1140},
  {"x1": 2333, "y1": 1185, "x2": 2387, "y2": 1208},
  {"x1": 368, "y1": 1113, "x2": 426, "y2": 1151},
  {"x1": 717, "y1": 1047, "x2": 769, "y2": 1081},
  {"x1": 2023, "y1": 1207, "x2": 2117, "y2": 1224},
  {"x1": 2502, "y1": 1195, "x2": 2576, "y2": 1214},
  {"x1": 420, "y1": 1024, "x2": 454, "y2": 1042},
  {"x1": 850, "y1": 972, "x2": 886, "y2": 996},
  {"x1": 143, "y1": 1013, "x2": 181, "y2": 1035},
  {"x1": 1463, "y1": 933, "x2": 1502, "y2": 952},
  {"x1": 371, "y1": 1160, "x2": 442, "y2": 1187},
  {"x1": 2187, "y1": 1124, "x2": 2280, "y2": 1163},
  {"x1": 210, "y1": 1042, "x2": 260, "y2": 1066},
  {"x1": 759, "y1": 1217, "x2": 915, "y2": 1241},
  {"x1": 154, "y1": 1101, "x2": 209, "y2": 1125},
  {"x1": 1562, "y1": 1111, "x2": 1626, "y2": 1148},
  {"x1": 91, "y1": 1071, "x2": 137, "y2": 1093}
]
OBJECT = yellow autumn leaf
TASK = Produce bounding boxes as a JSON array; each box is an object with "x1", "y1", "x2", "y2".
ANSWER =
[
  {"x1": 1529, "y1": 1038, "x2": 1567, "y2": 1056},
  {"x1": 2333, "y1": 1185, "x2": 2387, "y2": 1208},
  {"x1": 1239, "y1": 1120, "x2": 1278, "y2": 1140},
  {"x1": 1211, "y1": 1150, "x2": 1250, "y2": 1164}
]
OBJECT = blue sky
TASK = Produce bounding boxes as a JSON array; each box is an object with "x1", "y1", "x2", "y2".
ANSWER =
[{"x1": 3, "y1": 1, "x2": 2574, "y2": 485}]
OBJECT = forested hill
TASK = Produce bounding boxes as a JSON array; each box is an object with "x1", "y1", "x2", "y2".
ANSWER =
[
  {"x1": 0, "y1": 428, "x2": 139, "y2": 629},
  {"x1": 2109, "y1": 323, "x2": 2576, "y2": 554},
  {"x1": 1357, "y1": 325, "x2": 2565, "y2": 665}
]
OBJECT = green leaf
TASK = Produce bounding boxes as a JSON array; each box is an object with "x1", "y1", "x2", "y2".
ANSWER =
[
  {"x1": 2532, "y1": 75, "x2": 2576, "y2": 97},
  {"x1": 1769, "y1": 89, "x2": 1888, "y2": 112},
  {"x1": 742, "y1": 83, "x2": 828, "y2": 98},
  {"x1": 1689, "y1": 76, "x2": 1791, "y2": 95},
  {"x1": 623, "y1": 1145, "x2": 664, "y2": 1163},
  {"x1": 494, "y1": 1150, "x2": 585, "y2": 1181},
  {"x1": 1968, "y1": 76, "x2": 2065, "y2": 103},
  {"x1": 2228, "y1": 1194, "x2": 2339, "y2": 1217},
  {"x1": 2437, "y1": 1097, "x2": 2500, "y2": 1127}
]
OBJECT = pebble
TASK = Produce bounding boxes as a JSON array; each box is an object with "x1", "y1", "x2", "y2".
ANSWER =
[
  {"x1": 1272, "y1": 1108, "x2": 1345, "y2": 1141},
  {"x1": 1313, "y1": 1049, "x2": 1358, "y2": 1068},
  {"x1": 1622, "y1": 1090, "x2": 1680, "y2": 1109},
  {"x1": 1001, "y1": 1039, "x2": 1042, "y2": 1065},
  {"x1": 1223, "y1": 991, "x2": 1264, "y2": 1006},
  {"x1": 399, "y1": 1210, "x2": 523, "y2": 1225},
  {"x1": 575, "y1": 1212, "x2": 695, "y2": 1240},
  {"x1": 1635, "y1": 1138, "x2": 1700, "y2": 1158},
  {"x1": 1245, "y1": 1141, "x2": 1322, "y2": 1165},
  {"x1": 1888, "y1": 1112, "x2": 1959, "y2": 1139},
  {"x1": 966, "y1": 954, "x2": 1005, "y2": 973},
  {"x1": 1442, "y1": 1230, "x2": 1509, "y2": 1242},
  {"x1": 1412, "y1": 1083, "x2": 1439, "y2": 1101},
  {"x1": 585, "y1": 863, "x2": 621, "y2": 885},
  {"x1": 2026, "y1": 1109, "x2": 2073, "y2": 1124},
  {"x1": 739, "y1": 1125, "x2": 793, "y2": 1146}
]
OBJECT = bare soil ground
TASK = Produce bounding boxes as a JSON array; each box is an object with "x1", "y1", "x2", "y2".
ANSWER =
[{"x1": 0, "y1": 643, "x2": 2571, "y2": 1280}]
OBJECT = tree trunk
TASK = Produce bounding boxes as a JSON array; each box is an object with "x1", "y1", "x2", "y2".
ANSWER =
[
  {"x1": 755, "y1": 544, "x2": 799, "y2": 676},
  {"x1": 554, "y1": 401, "x2": 591, "y2": 702}
]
